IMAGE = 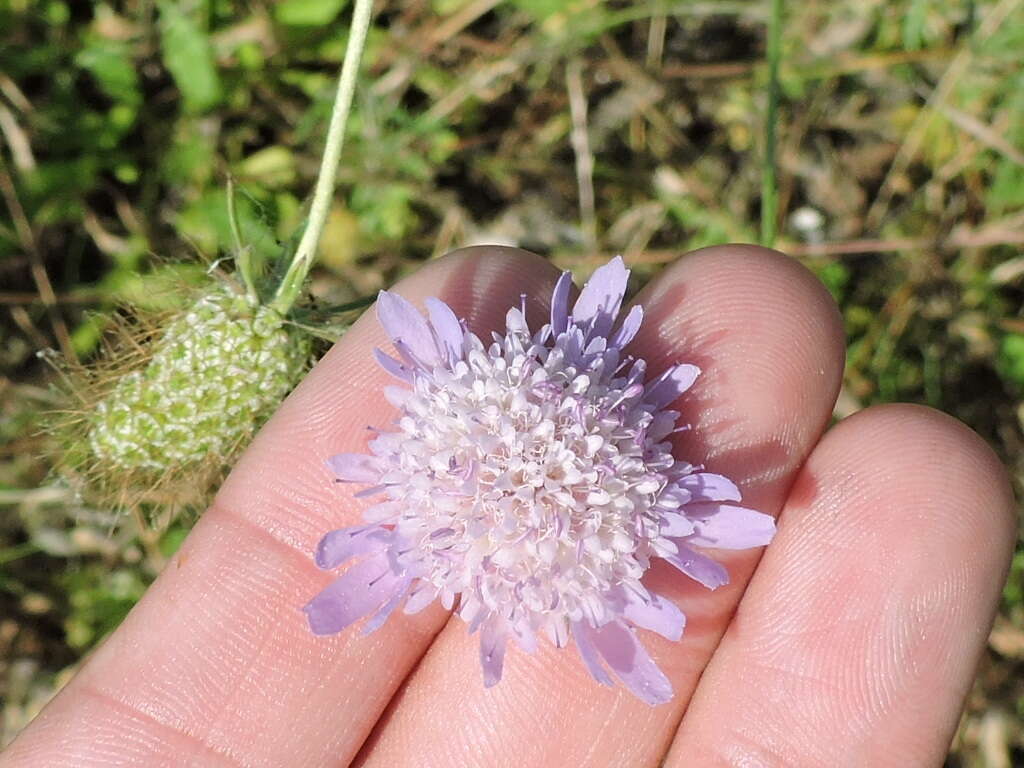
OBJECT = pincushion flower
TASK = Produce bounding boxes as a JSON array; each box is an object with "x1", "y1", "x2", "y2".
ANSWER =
[
  {"x1": 90, "y1": 289, "x2": 309, "y2": 472},
  {"x1": 304, "y1": 257, "x2": 775, "y2": 705}
]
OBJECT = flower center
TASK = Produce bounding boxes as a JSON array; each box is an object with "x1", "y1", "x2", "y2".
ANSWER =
[{"x1": 388, "y1": 325, "x2": 678, "y2": 628}]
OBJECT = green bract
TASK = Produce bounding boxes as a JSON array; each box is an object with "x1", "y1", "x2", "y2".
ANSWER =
[{"x1": 89, "y1": 289, "x2": 309, "y2": 472}]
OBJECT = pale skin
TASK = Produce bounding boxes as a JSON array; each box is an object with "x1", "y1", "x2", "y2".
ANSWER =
[{"x1": 2, "y1": 245, "x2": 1016, "y2": 767}]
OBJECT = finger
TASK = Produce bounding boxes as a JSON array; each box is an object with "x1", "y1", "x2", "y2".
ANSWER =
[
  {"x1": 356, "y1": 245, "x2": 845, "y2": 768},
  {"x1": 1, "y1": 247, "x2": 563, "y2": 768},
  {"x1": 664, "y1": 404, "x2": 1016, "y2": 766}
]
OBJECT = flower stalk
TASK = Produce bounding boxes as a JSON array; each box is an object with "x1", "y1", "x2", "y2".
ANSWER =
[{"x1": 271, "y1": 0, "x2": 376, "y2": 316}]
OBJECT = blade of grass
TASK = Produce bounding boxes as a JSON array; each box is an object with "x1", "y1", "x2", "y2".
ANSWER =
[{"x1": 760, "y1": 0, "x2": 783, "y2": 248}]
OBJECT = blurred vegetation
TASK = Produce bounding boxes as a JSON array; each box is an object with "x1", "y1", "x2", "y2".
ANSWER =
[{"x1": 1, "y1": 0, "x2": 1022, "y2": 762}]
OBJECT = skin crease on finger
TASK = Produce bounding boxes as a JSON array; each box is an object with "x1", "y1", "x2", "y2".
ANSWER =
[
  {"x1": 0, "y1": 247, "x2": 564, "y2": 768},
  {"x1": 352, "y1": 245, "x2": 847, "y2": 768},
  {"x1": 665, "y1": 404, "x2": 1016, "y2": 768}
]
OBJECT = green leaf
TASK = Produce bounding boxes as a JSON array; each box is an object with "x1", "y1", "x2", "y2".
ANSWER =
[
  {"x1": 809, "y1": 261, "x2": 851, "y2": 304},
  {"x1": 160, "y1": 523, "x2": 191, "y2": 558},
  {"x1": 75, "y1": 39, "x2": 141, "y2": 107},
  {"x1": 901, "y1": 0, "x2": 929, "y2": 51},
  {"x1": 176, "y1": 187, "x2": 282, "y2": 266},
  {"x1": 70, "y1": 314, "x2": 107, "y2": 358},
  {"x1": 235, "y1": 146, "x2": 298, "y2": 189},
  {"x1": 160, "y1": 117, "x2": 217, "y2": 187},
  {"x1": 274, "y1": 0, "x2": 348, "y2": 27},
  {"x1": 432, "y1": 0, "x2": 471, "y2": 13},
  {"x1": 350, "y1": 182, "x2": 417, "y2": 241},
  {"x1": 998, "y1": 334, "x2": 1024, "y2": 390},
  {"x1": 62, "y1": 565, "x2": 148, "y2": 649},
  {"x1": 158, "y1": 2, "x2": 223, "y2": 113},
  {"x1": 510, "y1": 0, "x2": 573, "y2": 22}
]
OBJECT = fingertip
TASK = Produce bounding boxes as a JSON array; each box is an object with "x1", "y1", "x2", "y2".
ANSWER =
[
  {"x1": 666, "y1": 402, "x2": 1015, "y2": 767},
  {"x1": 643, "y1": 244, "x2": 845, "y2": 367},
  {"x1": 821, "y1": 402, "x2": 1017, "y2": 572}
]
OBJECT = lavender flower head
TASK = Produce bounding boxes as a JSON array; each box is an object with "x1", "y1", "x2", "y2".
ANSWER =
[{"x1": 304, "y1": 257, "x2": 775, "y2": 706}]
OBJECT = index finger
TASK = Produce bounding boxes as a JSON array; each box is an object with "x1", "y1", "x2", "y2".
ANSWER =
[{"x1": 1, "y1": 247, "x2": 562, "y2": 768}]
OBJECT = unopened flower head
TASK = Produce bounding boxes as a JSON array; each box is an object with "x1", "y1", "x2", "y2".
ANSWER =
[
  {"x1": 305, "y1": 258, "x2": 775, "y2": 705},
  {"x1": 90, "y1": 289, "x2": 309, "y2": 473}
]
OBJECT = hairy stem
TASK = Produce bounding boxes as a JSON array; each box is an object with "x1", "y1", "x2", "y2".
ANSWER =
[{"x1": 270, "y1": 0, "x2": 375, "y2": 316}]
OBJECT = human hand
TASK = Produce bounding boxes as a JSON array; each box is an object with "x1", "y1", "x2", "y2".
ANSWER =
[{"x1": 2, "y1": 245, "x2": 1015, "y2": 767}]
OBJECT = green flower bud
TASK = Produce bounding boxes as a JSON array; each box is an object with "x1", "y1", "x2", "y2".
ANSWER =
[{"x1": 89, "y1": 289, "x2": 309, "y2": 472}]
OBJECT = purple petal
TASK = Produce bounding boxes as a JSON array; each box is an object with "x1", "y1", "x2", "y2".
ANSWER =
[
  {"x1": 550, "y1": 271, "x2": 573, "y2": 335},
  {"x1": 571, "y1": 621, "x2": 613, "y2": 686},
  {"x1": 362, "y1": 500, "x2": 402, "y2": 522},
  {"x1": 511, "y1": 621, "x2": 538, "y2": 654},
  {"x1": 561, "y1": 326, "x2": 585, "y2": 366},
  {"x1": 463, "y1": 602, "x2": 487, "y2": 634},
  {"x1": 373, "y1": 348, "x2": 413, "y2": 381},
  {"x1": 354, "y1": 484, "x2": 387, "y2": 499},
  {"x1": 440, "y1": 589, "x2": 456, "y2": 610},
  {"x1": 621, "y1": 591, "x2": 685, "y2": 642},
  {"x1": 314, "y1": 524, "x2": 392, "y2": 569},
  {"x1": 677, "y1": 472, "x2": 742, "y2": 502},
  {"x1": 376, "y1": 290, "x2": 440, "y2": 367},
  {"x1": 479, "y1": 615, "x2": 508, "y2": 687},
  {"x1": 588, "y1": 621, "x2": 673, "y2": 706},
  {"x1": 572, "y1": 256, "x2": 629, "y2": 338},
  {"x1": 361, "y1": 577, "x2": 412, "y2": 635},
  {"x1": 392, "y1": 339, "x2": 427, "y2": 372},
  {"x1": 644, "y1": 363, "x2": 700, "y2": 408},
  {"x1": 368, "y1": 431, "x2": 403, "y2": 454},
  {"x1": 660, "y1": 512, "x2": 695, "y2": 537},
  {"x1": 403, "y1": 582, "x2": 438, "y2": 615},
  {"x1": 626, "y1": 357, "x2": 647, "y2": 386},
  {"x1": 383, "y1": 385, "x2": 411, "y2": 408},
  {"x1": 425, "y1": 298, "x2": 464, "y2": 364},
  {"x1": 648, "y1": 410, "x2": 680, "y2": 441},
  {"x1": 609, "y1": 304, "x2": 643, "y2": 349},
  {"x1": 303, "y1": 555, "x2": 402, "y2": 635},
  {"x1": 664, "y1": 544, "x2": 730, "y2": 590},
  {"x1": 505, "y1": 307, "x2": 529, "y2": 335},
  {"x1": 687, "y1": 504, "x2": 776, "y2": 550},
  {"x1": 659, "y1": 484, "x2": 692, "y2": 506},
  {"x1": 326, "y1": 453, "x2": 382, "y2": 483}
]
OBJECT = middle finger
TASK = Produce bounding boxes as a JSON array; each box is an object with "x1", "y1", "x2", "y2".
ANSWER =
[{"x1": 356, "y1": 245, "x2": 845, "y2": 768}]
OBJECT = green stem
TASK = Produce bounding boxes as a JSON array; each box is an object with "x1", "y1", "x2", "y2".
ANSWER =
[
  {"x1": 0, "y1": 541, "x2": 39, "y2": 566},
  {"x1": 226, "y1": 176, "x2": 259, "y2": 305},
  {"x1": 304, "y1": 294, "x2": 377, "y2": 315},
  {"x1": 760, "y1": 0, "x2": 783, "y2": 248},
  {"x1": 270, "y1": 0, "x2": 375, "y2": 316}
]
